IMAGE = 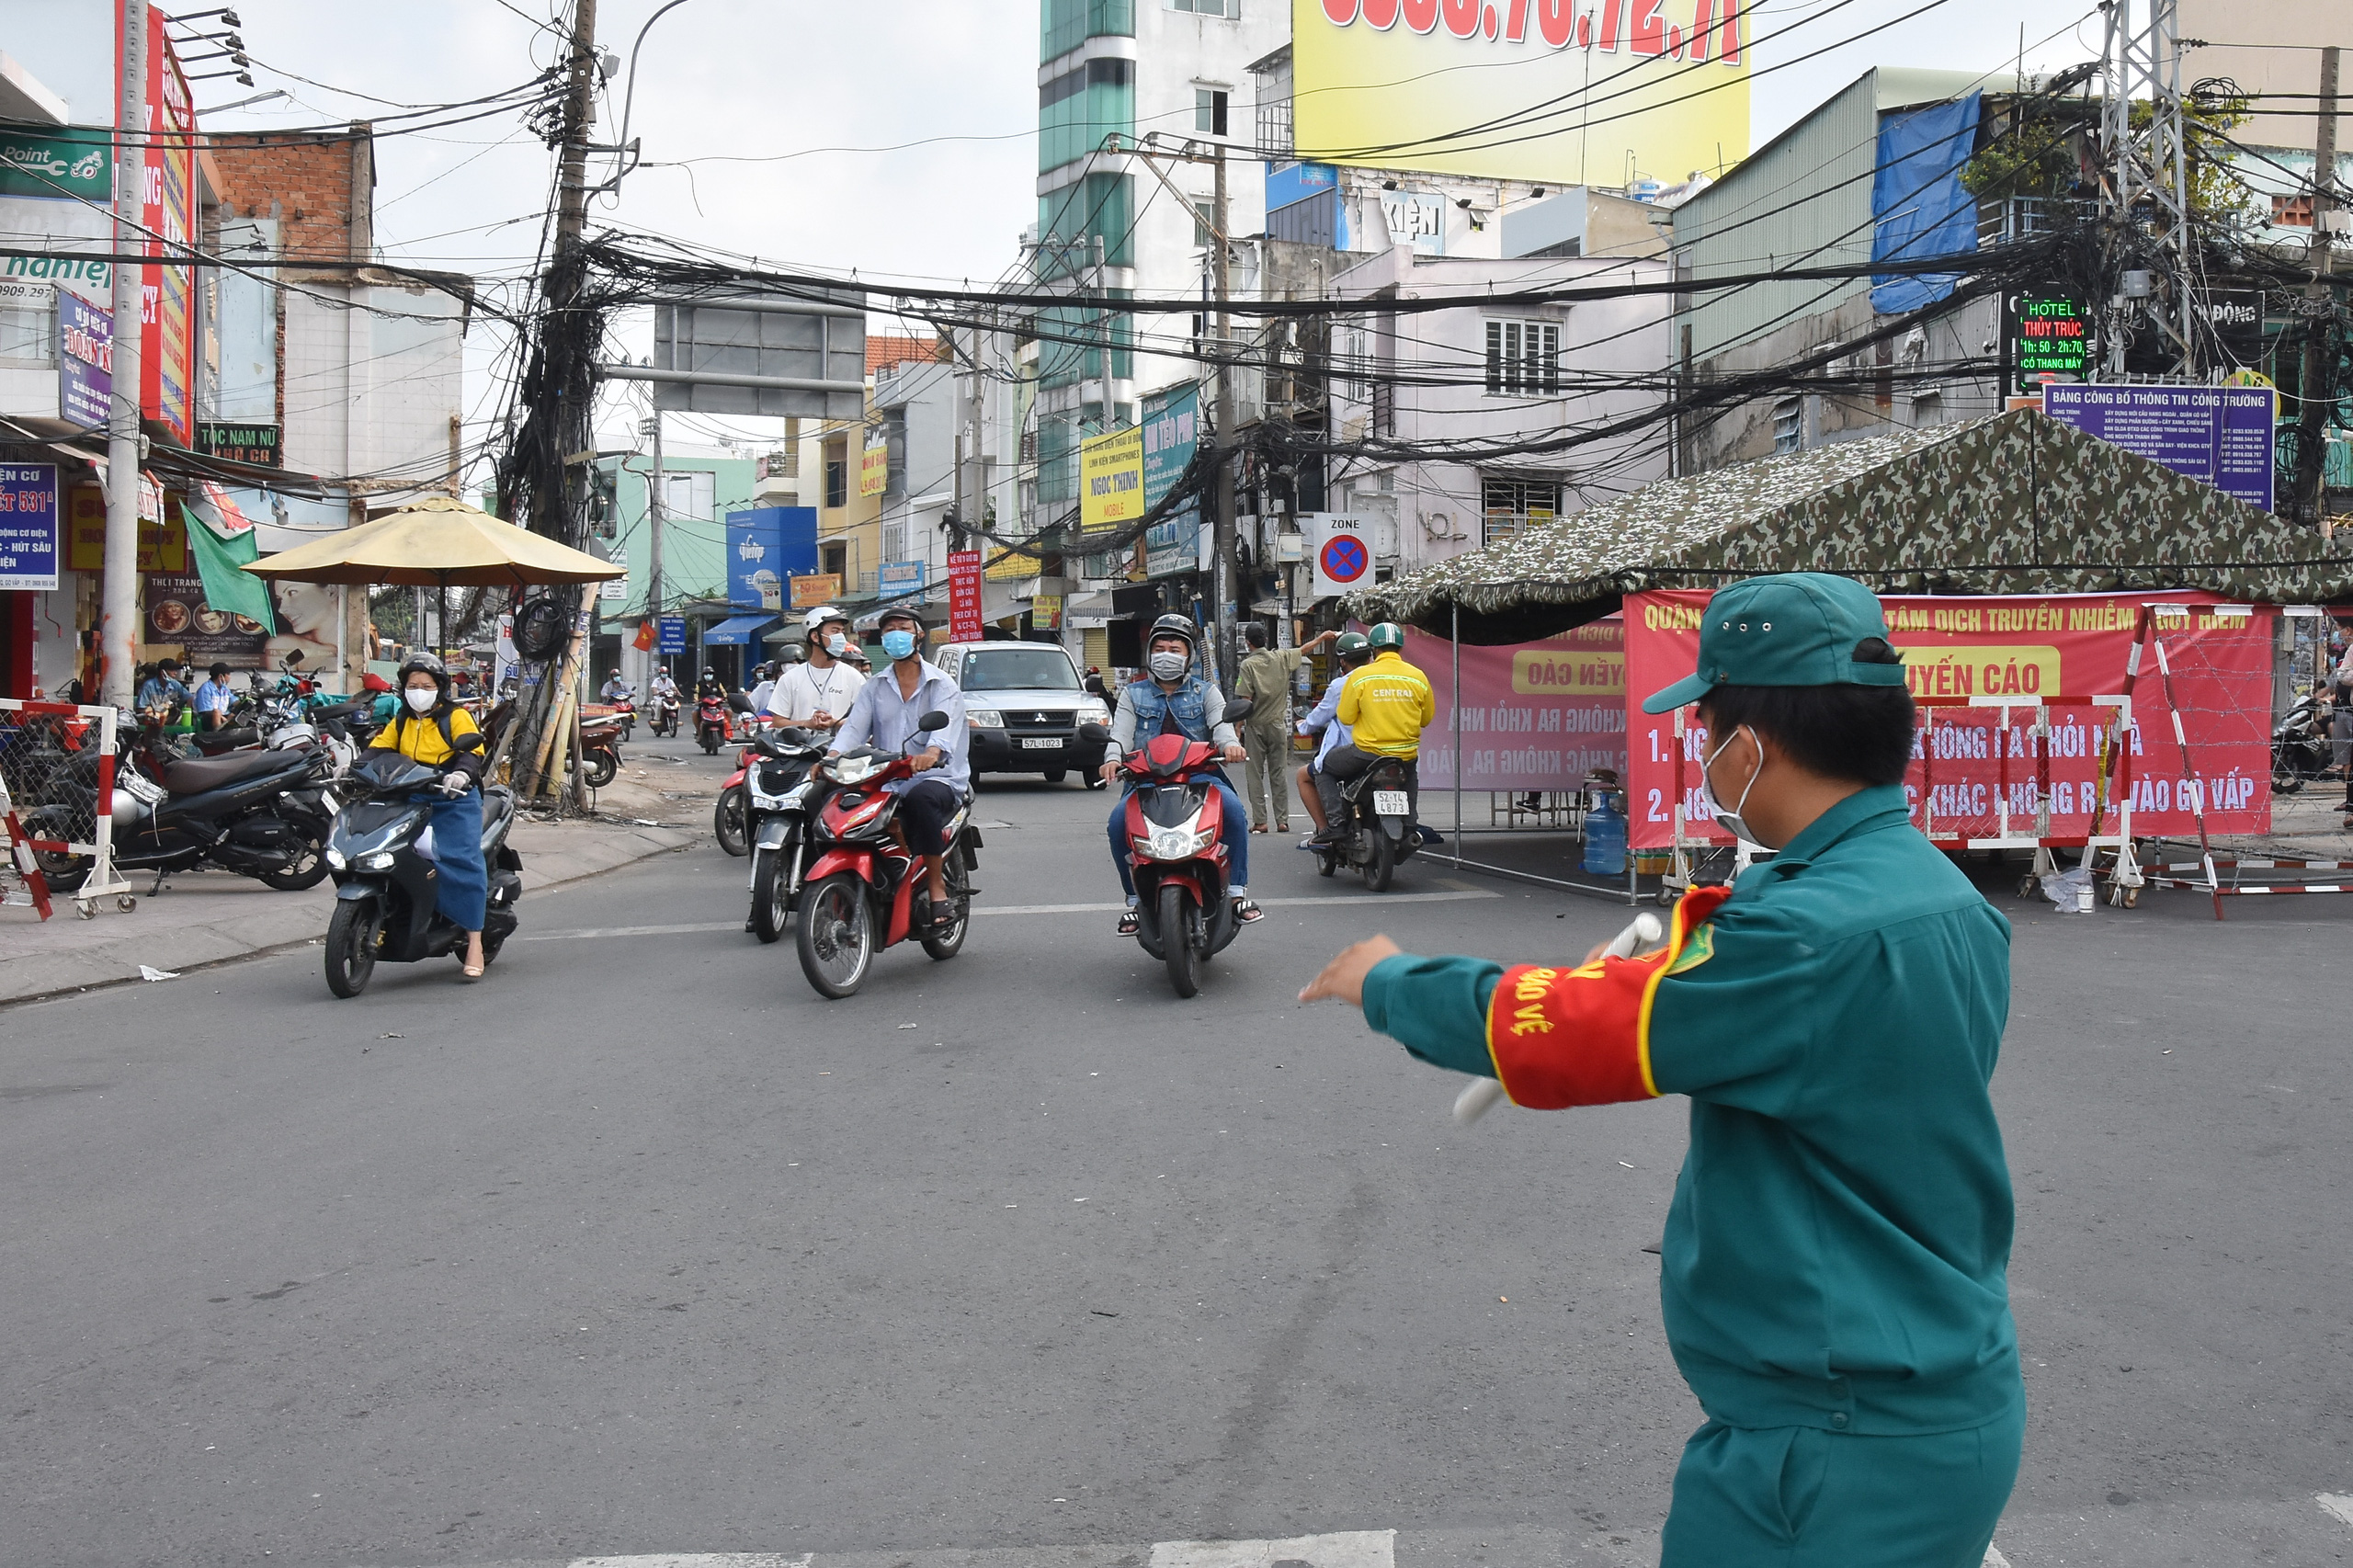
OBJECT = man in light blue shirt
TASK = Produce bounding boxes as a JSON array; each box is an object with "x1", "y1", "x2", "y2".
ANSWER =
[
  {"x1": 828, "y1": 606, "x2": 969, "y2": 928},
  {"x1": 1293, "y1": 631, "x2": 1371, "y2": 843}
]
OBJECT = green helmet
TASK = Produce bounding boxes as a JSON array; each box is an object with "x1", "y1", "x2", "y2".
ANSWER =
[
  {"x1": 1367, "y1": 622, "x2": 1406, "y2": 651},
  {"x1": 1335, "y1": 631, "x2": 1371, "y2": 664}
]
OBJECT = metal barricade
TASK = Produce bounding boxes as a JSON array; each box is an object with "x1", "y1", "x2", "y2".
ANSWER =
[{"x1": 0, "y1": 699, "x2": 135, "y2": 919}]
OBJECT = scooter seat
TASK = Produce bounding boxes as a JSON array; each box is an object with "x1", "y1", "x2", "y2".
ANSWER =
[
  {"x1": 157, "y1": 748, "x2": 295, "y2": 794},
  {"x1": 193, "y1": 727, "x2": 261, "y2": 754},
  {"x1": 478, "y1": 785, "x2": 516, "y2": 850}
]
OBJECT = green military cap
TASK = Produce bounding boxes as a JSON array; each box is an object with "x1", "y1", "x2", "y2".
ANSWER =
[{"x1": 1641, "y1": 573, "x2": 1906, "y2": 714}]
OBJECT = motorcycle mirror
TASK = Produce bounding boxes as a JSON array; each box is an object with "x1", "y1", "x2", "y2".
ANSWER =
[
  {"x1": 1077, "y1": 722, "x2": 1111, "y2": 744},
  {"x1": 1222, "y1": 695, "x2": 1255, "y2": 724},
  {"x1": 915, "y1": 710, "x2": 949, "y2": 732}
]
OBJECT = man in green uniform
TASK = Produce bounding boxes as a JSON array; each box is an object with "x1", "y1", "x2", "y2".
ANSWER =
[
  {"x1": 1233, "y1": 622, "x2": 1336, "y2": 834},
  {"x1": 1301, "y1": 574, "x2": 2022, "y2": 1566}
]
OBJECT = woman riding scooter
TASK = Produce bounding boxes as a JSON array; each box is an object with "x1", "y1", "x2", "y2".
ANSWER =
[{"x1": 371, "y1": 653, "x2": 491, "y2": 979}]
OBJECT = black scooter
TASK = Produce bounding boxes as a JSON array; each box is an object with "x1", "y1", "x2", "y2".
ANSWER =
[
  {"x1": 322, "y1": 750, "x2": 523, "y2": 997},
  {"x1": 1313, "y1": 752, "x2": 1423, "y2": 892},
  {"x1": 2273, "y1": 688, "x2": 2336, "y2": 794},
  {"x1": 24, "y1": 727, "x2": 337, "y2": 895},
  {"x1": 743, "y1": 726, "x2": 827, "y2": 942}
]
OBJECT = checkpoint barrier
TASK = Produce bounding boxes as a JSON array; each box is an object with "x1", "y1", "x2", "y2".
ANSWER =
[
  {"x1": 1914, "y1": 695, "x2": 2143, "y2": 905},
  {"x1": 0, "y1": 699, "x2": 134, "y2": 920},
  {"x1": 2144, "y1": 851, "x2": 2353, "y2": 897}
]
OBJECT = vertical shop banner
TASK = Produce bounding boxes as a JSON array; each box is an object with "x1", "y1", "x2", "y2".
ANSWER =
[
  {"x1": 948, "y1": 549, "x2": 983, "y2": 642},
  {"x1": 0, "y1": 461, "x2": 60, "y2": 590},
  {"x1": 1141, "y1": 383, "x2": 1202, "y2": 576},
  {"x1": 57, "y1": 287, "x2": 110, "y2": 427},
  {"x1": 142, "y1": 16, "x2": 195, "y2": 443},
  {"x1": 1623, "y1": 590, "x2": 2274, "y2": 848},
  {"x1": 858, "y1": 435, "x2": 887, "y2": 498},
  {"x1": 1079, "y1": 425, "x2": 1144, "y2": 532},
  {"x1": 1404, "y1": 620, "x2": 1626, "y2": 792}
]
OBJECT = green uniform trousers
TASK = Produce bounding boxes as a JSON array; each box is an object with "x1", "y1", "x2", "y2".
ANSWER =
[
  {"x1": 1240, "y1": 722, "x2": 1292, "y2": 828},
  {"x1": 1661, "y1": 1402, "x2": 2023, "y2": 1568}
]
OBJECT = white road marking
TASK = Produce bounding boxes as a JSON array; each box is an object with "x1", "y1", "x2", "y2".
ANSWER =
[
  {"x1": 1150, "y1": 1532, "x2": 1395, "y2": 1568},
  {"x1": 573, "y1": 1557, "x2": 812, "y2": 1567},
  {"x1": 527, "y1": 887, "x2": 1505, "y2": 938},
  {"x1": 1983, "y1": 1548, "x2": 2013, "y2": 1568},
  {"x1": 2319, "y1": 1493, "x2": 2353, "y2": 1528}
]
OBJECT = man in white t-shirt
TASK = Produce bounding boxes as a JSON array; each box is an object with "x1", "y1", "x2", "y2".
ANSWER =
[{"x1": 767, "y1": 606, "x2": 866, "y2": 732}]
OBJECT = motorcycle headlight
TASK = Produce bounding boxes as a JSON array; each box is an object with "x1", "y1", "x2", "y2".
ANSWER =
[
  {"x1": 324, "y1": 847, "x2": 347, "y2": 869},
  {"x1": 1149, "y1": 828, "x2": 1193, "y2": 860},
  {"x1": 966, "y1": 708, "x2": 1005, "y2": 729},
  {"x1": 358, "y1": 851, "x2": 396, "y2": 871}
]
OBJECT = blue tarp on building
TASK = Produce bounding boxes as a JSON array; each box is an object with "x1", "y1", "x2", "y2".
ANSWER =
[
  {"x1": 702, "y1": 615, "x2": 777, "y2": 646},
  {"x1": 1870, "y1": 92, "x2": 1980, "y2": 314}
]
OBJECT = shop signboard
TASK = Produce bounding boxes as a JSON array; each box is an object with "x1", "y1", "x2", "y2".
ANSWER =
[
  {"x1": 1031, "y1": 593, "x2": 1063, "y2": 631},
  {"x1": 790, "y1": 573, "x2": 842, "y2": 608},
  {"x1": 0, "y1": 128, "x2": 111, "y2": 200},
  {"x1": 196, "y1": 421, "x2": 281, "y2": 467},
  {"x1": 144, "y1": 40, "x2": 196, "y2": 443},
  {"x1": 1079, "y1": 424, "x2": 1144, "y2": 532},
  {"x1": 0, "y1": 461, "x2": 60, "y2": 591},
  {"x1": 2040, "y1": 384, "x2": 2275, "y2": 511},
  {"x1": 878, "y1": 559, "x2": 926, "y2": 596},
  {"x1": 1141, "y1": 382, "x2": 1202, "y2": 578},
  {"x1": 725, "y1": 506, "x2": 817, "y2": 608},
  {"x1": 657, "y1": 616, "x2": 688, "y2": 653},
  {"x1": 2005, "y1": 290, "x2": 2089, "y2": 391},
  {"x1": 141, "y1": 570, "x2": 269, "y2": 664},
  {"x1": 57, "y1": 287, "x2": 109, "y2": 427},
  {"x1": 1292, "y1": 0, "x2": 1750, "y2": 188},
  {"x1": 859, "y1": 435, "x2": 888, "y2": 497},
  {"x1": 948, "y1": 550, "x2": 983, "y2": 642},
  {"x1": 65, "y1": 482, "x2": 186, "y2": 573}
]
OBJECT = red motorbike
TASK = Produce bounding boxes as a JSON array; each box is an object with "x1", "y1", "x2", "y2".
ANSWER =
[
  {"x1": 792, "y1": 713, "x2": 981, "y2": 999},
  {"x1": 695, "y1": 693, "x2": 730, "y2": 754},
  {"x1": 714, "y1": 744, "x2": 751, "y2": 857},
  {"x1": 1087, "y1": 694, "x2": 1253, "y2": 998}
]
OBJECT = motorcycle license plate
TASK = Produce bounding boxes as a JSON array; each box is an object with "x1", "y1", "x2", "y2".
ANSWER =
[
  {"x1": 1018, "y1": 737, "x2": 1060, "y2": 749},
  {"x1": 1373, "y1": 790, "x2": 1410, "y2": 816}
]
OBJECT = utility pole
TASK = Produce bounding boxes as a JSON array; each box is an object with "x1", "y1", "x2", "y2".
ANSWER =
[
  {"x1": 1211, "y1": 140, "x2": 1239, "y2": 690},
  {"x1": 2291, "y1": 45, "x2": 2340, "y2": 526},
  {"x1": 100, "y1": 0, "x2": 144, "y2": 710},
  {"x1": 643, "y1": 412, "x2": 665, "y2": 645}
]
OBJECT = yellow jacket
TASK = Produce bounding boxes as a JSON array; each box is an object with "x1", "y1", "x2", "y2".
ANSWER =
[
  {"x1": 1337, "y1": 650, "x2": 1435, "y2": 757},
  {"x1": 370, "y1": 703, "x2": 483, "y2": 770}
]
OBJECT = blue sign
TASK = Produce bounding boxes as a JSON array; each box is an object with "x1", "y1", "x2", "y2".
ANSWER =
[
  {"x1": 1142, "y1": 382, "x2": 1198, "y2": 509},
  {"x1": 724, "y1": 506, "x2": 818, "y2": 608},
  {"x1": 878, "y1": 559, "x2": 926, "y2": 595},
  {"x1": 1266, "y1": 161, "x2": 1337, "y2": 215},
  {"x1": 656, "y1": 616, "x2": 687, "y2": 654},
  {"x1": 57, "y1": 289, "x2": 108, "y2": 429},
  {"x1": 2041, "y1": 384, "x2": 2276, "y2": 511},
  {"x1": 0, "y1": 460, "x2": 60, "y2": 590}
]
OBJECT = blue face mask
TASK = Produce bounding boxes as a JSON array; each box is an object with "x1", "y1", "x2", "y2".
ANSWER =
[{"x1": 881, "y1": 629, "x2": 918, "y2": 661}]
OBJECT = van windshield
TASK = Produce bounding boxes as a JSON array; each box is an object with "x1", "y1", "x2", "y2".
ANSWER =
[{"x1": 960, "y1": 648, "x2": 1081, "y2": 691}]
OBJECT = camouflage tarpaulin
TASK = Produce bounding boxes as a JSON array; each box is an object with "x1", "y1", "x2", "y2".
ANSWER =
[{"x1": 1347, "y1": 409, "x2": 2353, "y2": 642}]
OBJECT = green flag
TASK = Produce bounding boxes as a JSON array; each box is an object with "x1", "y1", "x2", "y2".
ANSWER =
[{"x1": 183, "y1": 502, "x2": 277, "y2": 632}]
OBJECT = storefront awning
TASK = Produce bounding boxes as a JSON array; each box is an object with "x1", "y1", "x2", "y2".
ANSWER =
[{"x1": 702, "y1": 615, "x2": 777, "y2": 645}]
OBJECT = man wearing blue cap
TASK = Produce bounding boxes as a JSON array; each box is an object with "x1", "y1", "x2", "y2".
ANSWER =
[{"x1": 1302, "y1": 574, "x2": 2021, "y2": 1566}]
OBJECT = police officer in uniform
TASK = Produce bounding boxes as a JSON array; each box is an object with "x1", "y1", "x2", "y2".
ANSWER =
[{"x1": 1301, "y1": 574, "x2": 2022, "y2": 1566}]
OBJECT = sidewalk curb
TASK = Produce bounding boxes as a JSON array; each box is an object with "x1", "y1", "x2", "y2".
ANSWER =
[{"x1": 0, "y1": 820, "x2": 699, "y2": 1009}]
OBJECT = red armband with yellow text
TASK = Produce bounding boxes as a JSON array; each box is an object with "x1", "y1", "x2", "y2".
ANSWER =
[{"x1": 1483, "y1": 885, "x2": 1733, "y2": 1108}]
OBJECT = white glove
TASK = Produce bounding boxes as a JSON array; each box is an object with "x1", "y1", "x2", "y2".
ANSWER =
[{"x1": 439, "y1": 770, "x2": 471, "y2": 797}]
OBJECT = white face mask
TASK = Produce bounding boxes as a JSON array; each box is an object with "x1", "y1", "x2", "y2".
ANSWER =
[
  {"x1": 824, "y1": 633, "x2": 848, "y2": 656},
  {"x1": 404, "y1": 687, "x2": 438, "y2": 714},
  {"x1": 1699, "y1": 723, "x2": 1766, "y2": 846},
  {"x1": 1148, "y1": 650, "x2": 1189, "y2": 682}
]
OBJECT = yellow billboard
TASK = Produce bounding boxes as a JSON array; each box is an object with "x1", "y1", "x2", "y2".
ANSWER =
[
  {"x1": 1079, "y1": 426, "x2": 1144, "y2": 533},
  {"x1": 1291, "y1": 0, "x2": 1750, "y2": 187},
  {"x1": 859, "y1": 436, "x2": 888, "y2": 498}
]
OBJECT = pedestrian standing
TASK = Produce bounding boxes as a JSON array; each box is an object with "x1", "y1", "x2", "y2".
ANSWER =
[
  {"x1": 1301, "y1": 574, "x2": 2023, "y2": 1568},
  {"x1": 1233, "y1": 623, "x2": 1336, "y2": 834}
]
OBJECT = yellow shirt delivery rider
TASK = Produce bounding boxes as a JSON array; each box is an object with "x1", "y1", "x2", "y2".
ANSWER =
[
  {"x1": 369, "y1": 653, "x2": 491, "y2": 978},
  {"x1": 1301, "y1": 574, "x2": 2022, "y2": 1567},
  {"x1": 1309, "y1": 622, "x2": 1436, "y2": 844}
]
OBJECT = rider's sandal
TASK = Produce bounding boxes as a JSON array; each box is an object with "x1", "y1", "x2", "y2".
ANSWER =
[
  {"x1": 1233, "y1": 897, "x2": 1265, "y2": 924},
  {"x1": 1117, "y1": 909, "x2": 1140, "y2": 936},
  {"x1": 460, "y1": 960, "x2": 485, "y2": 981}
]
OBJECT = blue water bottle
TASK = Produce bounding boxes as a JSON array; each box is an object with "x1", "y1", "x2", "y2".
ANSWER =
[{"x1": 1582, "y1": 789, "x2": 1627, "y2": 876}]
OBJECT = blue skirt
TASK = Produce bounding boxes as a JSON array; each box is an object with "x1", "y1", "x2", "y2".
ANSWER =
[{"x1": 427, "y1": 790, "x2": 488, "y2": 931}]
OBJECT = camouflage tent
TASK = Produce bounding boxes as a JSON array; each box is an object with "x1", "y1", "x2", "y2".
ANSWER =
[{"x1": 1347, "y1": 409, "x2": 2352, "y2": 642}]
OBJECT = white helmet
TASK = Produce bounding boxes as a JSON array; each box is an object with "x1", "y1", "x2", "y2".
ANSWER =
[{"x1": 802, "y1": 605, "x2": 847, "y2": 635}]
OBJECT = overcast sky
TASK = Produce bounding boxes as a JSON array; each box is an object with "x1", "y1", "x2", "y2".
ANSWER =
[{"x1": 199, "y1": 0, "x2": 2112, "y2": 471}]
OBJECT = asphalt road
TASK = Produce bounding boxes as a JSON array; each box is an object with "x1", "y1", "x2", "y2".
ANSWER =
[{"x1": 5, "y1": 736, "x2": 2351, "y2": 1568}]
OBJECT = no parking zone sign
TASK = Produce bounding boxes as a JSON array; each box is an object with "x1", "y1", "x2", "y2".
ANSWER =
[{"x1": 1304, "y1": 513, "x2": 1372, "y2": 599}]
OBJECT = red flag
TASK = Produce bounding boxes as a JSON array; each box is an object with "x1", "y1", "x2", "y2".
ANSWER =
[{"x1": 632, "y1": 619, "x2": 656, "y2": 652}]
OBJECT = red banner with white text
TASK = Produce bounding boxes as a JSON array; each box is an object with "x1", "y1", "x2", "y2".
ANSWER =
[
  {"x1": 1622, "y1": 590, "x2": 2273, "y2": 848},
  {"x1": 1404, "y1": 619, "x2": 1628, "y2": 792}
]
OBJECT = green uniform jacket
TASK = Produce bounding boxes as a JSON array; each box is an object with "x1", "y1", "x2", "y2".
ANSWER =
[{"x1": 1362, "y1": 786, "x2": 2021, "y2": 1437}]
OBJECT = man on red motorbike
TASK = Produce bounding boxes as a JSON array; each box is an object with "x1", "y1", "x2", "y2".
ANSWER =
[
  {"x1": 1101, "y1": 613, "x2": 1262, "y2": 935},
  {"x1": 825, "y1": 607, "x2": 968, "y2": 930}
]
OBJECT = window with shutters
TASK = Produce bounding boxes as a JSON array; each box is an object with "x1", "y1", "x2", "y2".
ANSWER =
[
  {"x1": 1771, "y1": 398, "x2": 1802, "y2": 455},
  {"x1": 1483, "y1": 317, "x2": 1561, "y2": 396},
  {"x1": 1480, "y1": 476, "x2": 1561, "y2": 546}
]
